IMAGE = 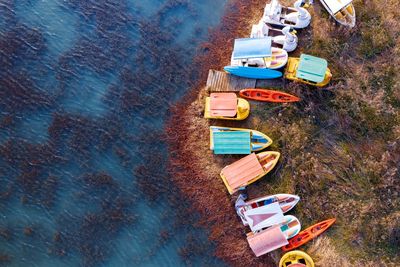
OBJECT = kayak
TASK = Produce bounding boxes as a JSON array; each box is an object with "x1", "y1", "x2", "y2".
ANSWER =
[
  {"x1": 282, "y1": 218, "x2": 336, "y2": 252},
  {"x1": 279, "y1": 250, "x2": 315, "y2": 267},
  {"x1": 224, "y1": 66, "x2": 282, "y2": 79},
  {"x1": 239, "y1": 89, "x2": 300, "y2": 103}
]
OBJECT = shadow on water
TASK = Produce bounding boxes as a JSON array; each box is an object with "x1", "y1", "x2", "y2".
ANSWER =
[{"x1": 0, "y1": 0, "x2": 227, "y2": 266}]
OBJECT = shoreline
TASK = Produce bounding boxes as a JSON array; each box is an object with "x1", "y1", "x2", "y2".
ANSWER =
[
  {"x1": 166, "y1": 1, "x2": 283, "y2": 265},
  {"x1": 166, "y1": 0, "x2": 400, "y2": 266}
]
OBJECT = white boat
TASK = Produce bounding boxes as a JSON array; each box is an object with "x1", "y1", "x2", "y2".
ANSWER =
[
  {"x1": 236, "y1": 194, "x2": 300, "y2": 226},
  {"x1": 251, "y1": 21, "x2": 298, "y2": 52},
  {"x1": 319, "y1": 0, "x2": 355, "y2": 27},
  {"x1": 229, "y1": 37, "x2": 288, "y2": 70},
  {"x1": 263, "y1": 0, "x2": 311, "y2": 29}
]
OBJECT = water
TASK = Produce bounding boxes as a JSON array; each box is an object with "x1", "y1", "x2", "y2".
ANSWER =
[{"x1": 0, "y1": 0, "x2": 227, "y2": 266}]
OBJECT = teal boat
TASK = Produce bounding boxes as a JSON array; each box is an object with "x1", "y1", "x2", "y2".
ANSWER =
[
  {"x1": 224, "y1": 66, "x2": 282, "y2": 79},
  {"x1": 210, "y1": 126, "x2": 273, "y2": 154}
]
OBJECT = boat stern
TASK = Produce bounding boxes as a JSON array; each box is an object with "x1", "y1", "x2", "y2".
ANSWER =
[{"x1": 236, "y1": 98, "x2": 250, "y2": 120}]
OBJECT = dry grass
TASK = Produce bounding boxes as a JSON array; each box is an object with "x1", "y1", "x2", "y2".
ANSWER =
[{"x1": 166, "y1": 0, "x2": 400, "y2": 266}]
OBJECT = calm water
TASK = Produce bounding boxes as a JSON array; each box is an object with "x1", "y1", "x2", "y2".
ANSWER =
[{"x1": 0, "y1": 0, "x2": 227, "y2": 266}]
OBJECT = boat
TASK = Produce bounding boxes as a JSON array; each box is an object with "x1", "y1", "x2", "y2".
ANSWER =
[
  {"x1": 247, "y1": 215, "x2": 301, "y2": 256},
  {"x1": 220, "y1": 151, "x2": 280, "y2": 194},
  {"x1": 251, "y1": 21, "x2": 298, "y2": 52},
  {"x1": 239, "y1": 89, "x2": 300, "y2": 103},
  {"x1": 282, "y1": 218, "x2": 336, "y2": 251},
  {"x1": 280, "y1": 215, "x2": 301, "y2": 239},
  {"x1": 279, "y1": 250, "x2": 315, "y2": 267},
  {"x1": 319, "y1": 0, "x2": 355, "y2": 27},
  {"x1": 229, "y1": 37, "x2": 288, "y2": 70},
  {"x1": 263, "y1": 0, "x2": 312, "y2": 29},
  {"x1": 210, "y1": 126, "x2": 272, "y2": 154},
  {"x1": 224, "y1": 66, "x2": 282, "y2": 79},
  {"x1": 236, "y1": 194, "x2": 300, "y2": 226},
  {"x1": 204, "y1": 93, "x2": 250, "y2": 120},
  {"x1": 284, "y1": 54, "x2": 332, "y2": 87},
  {"x1": 242, "y1": 202, "x2": 286, "y2": 232}
]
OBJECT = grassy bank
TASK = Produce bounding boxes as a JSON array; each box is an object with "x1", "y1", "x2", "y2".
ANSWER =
[{"x1": 166, "y1": 0, "x2": 400, "y2": 266}]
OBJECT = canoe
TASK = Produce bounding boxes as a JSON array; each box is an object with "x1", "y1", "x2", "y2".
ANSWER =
[
  {"x1": 237, "y1": 194, "x2": 300, "y2": 226},
  {"x1": 224, "y1": 66, "x2": 282, "y2": 79},
  {"x1": 282, "y1": 218, "x2": 336, "y2": 252},
  {"x1": 279, "y1": 250, "x2": 315, "y2": 267},
  {"x1": 210, "y1": 126, "x2": 273, "y2": 154},
  {"x1": 220, "y1": 151, "x2": 280, "y2": 194},
  {"x1": 239, "y1": 89, "x2": 300, "y2": 103}
]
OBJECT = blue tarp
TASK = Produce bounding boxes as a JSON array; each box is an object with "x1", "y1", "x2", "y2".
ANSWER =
[
  {"x1": 232, "y1": 37, "x2": 272, "y2": 60},
  {"x1": 213, "y1": 131, "x2": 251, "y2": 154}
]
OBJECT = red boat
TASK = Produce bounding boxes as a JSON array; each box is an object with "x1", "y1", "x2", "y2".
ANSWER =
[
  {"x1": 239, "y1": 89, "x2": 300, "y2": 103},
  {"x1": 282, "y1": 218, "x2": 336, "y2": 252}
]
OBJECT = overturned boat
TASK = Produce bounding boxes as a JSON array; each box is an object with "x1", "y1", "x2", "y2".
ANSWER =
[
  {"x1": 210, "y1": 126, "x2": 272, "y2": 154},
  {"x1": 220, "y1": 151, "x2": 280, "y2": 194}
]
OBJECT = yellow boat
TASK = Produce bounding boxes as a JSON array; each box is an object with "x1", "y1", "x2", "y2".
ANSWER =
[
  {"x1": 209, "y1": 126, "x2": 273, "y2": 154},
  {"x1": 220, "y1": 151, "x2": 280, "y2": 194},
  {"x1": 284, "y1": 54, "x2": 332, "y2": 87},
  {"x1": 279, "y1": 250, "x2": 315, "y2": 267},
  {"x1": 204, "y1": 93, "x2": 250, "y2": 120}
]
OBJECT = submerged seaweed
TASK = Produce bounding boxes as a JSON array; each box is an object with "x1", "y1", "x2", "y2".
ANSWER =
[{"x1": 0, "y1": 0, "x2": 226, "y2": 266}]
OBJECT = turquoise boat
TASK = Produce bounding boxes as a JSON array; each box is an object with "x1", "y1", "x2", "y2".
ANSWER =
[
  {"x1": 210, "y1": 126, "x2": 273, "y2": 154},
  {"x1": 224, "y1": 66, "x2": 282, "y2": 79}
]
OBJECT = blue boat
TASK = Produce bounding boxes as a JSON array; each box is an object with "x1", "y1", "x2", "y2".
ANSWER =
[{"x1": 224, "y1": 66, "x2": 282, "y2": 79}]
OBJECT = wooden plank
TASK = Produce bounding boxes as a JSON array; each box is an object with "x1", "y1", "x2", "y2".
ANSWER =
[{"x1": 206, "y1": 69, "x2": 256, "y2": 92}]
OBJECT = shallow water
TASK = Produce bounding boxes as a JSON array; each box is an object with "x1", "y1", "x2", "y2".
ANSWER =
[{"x1": 0, "y1": 0, "x2": 227, "y2": 266}]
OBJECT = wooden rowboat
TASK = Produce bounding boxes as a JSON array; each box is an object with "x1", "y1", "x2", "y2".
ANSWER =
[{"x1": 239, "y1": 89, "x2": 300, "y2": 103}]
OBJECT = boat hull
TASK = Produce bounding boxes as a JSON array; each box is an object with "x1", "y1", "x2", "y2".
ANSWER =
[
  {"x1": 239, "y1": 89, "x2": 300, "y2": 103},
  {"x1": 224, "y1": 66, "x2": 282, "y2": 79},
  {"x1": 282, "y1": 218, "x2": 336, "y2": 251}
]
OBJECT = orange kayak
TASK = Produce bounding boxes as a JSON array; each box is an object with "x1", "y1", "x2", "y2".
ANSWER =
[
  {"x1": 282, "y1": 218, "x2": 336, "y2": 252},
  {"x1": 239, "y1": 89, "x2": 300, "y2": 103}
]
